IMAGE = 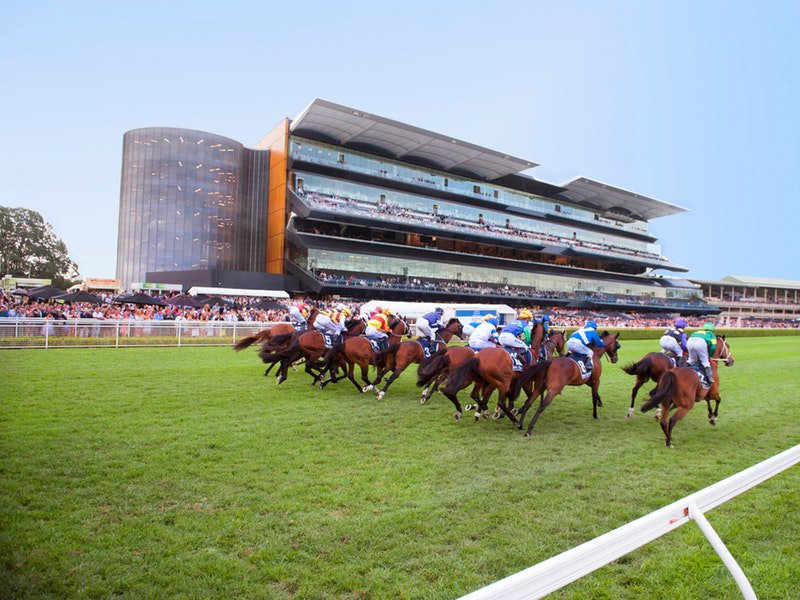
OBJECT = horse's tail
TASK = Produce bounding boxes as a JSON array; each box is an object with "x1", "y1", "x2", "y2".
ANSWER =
[
  {"x1": 509, "y1": 360, "x2": 552, "y2": 403},
  {"x1": 372, "y1": 343, "x2": 400, "y2": 366},
  {"x1": 621, "y1": 357, "x2": 651, "y2": 377},
  {"x1": 263, "y1": 331, "x2": 294, "y2": 350},
  {"x1": 441, "y1": 357, "x2": 481, "y2": 396},
  {"x1": 641, "y1": 370, "x2": 677, "y2": 413},
  {"x1": 259, "y1": 336, "x2": 298, "y2": 363},
  {"x1": 232, "y1": 329, "x2": 271, "y2": 352},
  {"x1": 320, "y1": 341, "x2": 346, "y2": 372},
  {"x1": 416, "y1": 348, "x2": 448, "y2": 386}
]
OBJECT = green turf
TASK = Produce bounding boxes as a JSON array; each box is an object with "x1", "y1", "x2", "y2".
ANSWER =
[{"x1": 1, "y1": 337, "x2": 798, "y2": 599}]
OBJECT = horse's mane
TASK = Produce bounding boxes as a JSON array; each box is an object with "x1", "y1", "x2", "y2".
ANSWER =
[{"x1": 446, "y1": 318, "x2": 460, "y2": 326}]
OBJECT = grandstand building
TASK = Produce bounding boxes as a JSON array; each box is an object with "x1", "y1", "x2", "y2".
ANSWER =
[
  {"x1": 691, "y1": 275, "x2": 800, "y2": 321},
  {"x1": 117, "y1": 99, "x2": 715, "y2": 314}
]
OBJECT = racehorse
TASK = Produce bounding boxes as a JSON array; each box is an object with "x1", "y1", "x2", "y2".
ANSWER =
[
  {"x1": 232, "y1": 307, "x2": 319, "y2": 353},
  {"x1": 621, "y1": 334, "x2": 734, "y2": 419},
  {"x1": 371, "y1": 318, "x2": 463, "y2": 400},
  {"x1": 261, "y1": 317, "x2": 365, "y2": 384},
  {"x1": 440, "y1": 346, "x2": 537, "y2": 422},
  {"x1": 316, "y1": 316, "x2": 409, "y2": 393},
  {"x1": 540, "y1": 330, "x2": 565, "y2": 361},
  {"x1": 510, "y1": 332, "x2": 621, "y2": 437},
  {"x1": 639, "y1": 337, "x2": 734, "y2": 447}
]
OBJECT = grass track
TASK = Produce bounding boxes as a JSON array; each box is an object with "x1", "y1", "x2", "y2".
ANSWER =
[{"x1": 1, "y1": 337, "x2": 798, "y2": 599}]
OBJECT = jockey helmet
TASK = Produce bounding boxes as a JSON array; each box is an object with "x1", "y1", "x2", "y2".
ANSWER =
[
  {"x1": 703, "y1": 322, "x2": 716, "y2": 332},
  {"x1": 483, "y1": 313, "x2": 497, "y2": 321},
  {"x1": 487, "y1": 316, "x2": 498, "y2": 326},
  {"x1": 541, "y1": 315, "x2": 551, "y2": 322},
  {"x1": 674, "y1": 319, "x2": 687, "y2": 328},
  {"x1": 373, "y1": 306, "x2": 383, "y2": 314},
  {"x1": 435, "y1": 307, "x2": 444, "y2": 314},
  {"x1": 340, "y1": 307, "x2": 352, "y2": 317},
  {"x1": 383, "y1": 307, "x2": 392, "y2": 316},
  {"x1": 586, "y1": 320, "x2": 598, "y2": 329},
  {"x1": 336, "y1": 303, "x2": 346, "y2": 311},
  {"x1": 518, "y1": 309, "x2": 533, "y2": 320}
]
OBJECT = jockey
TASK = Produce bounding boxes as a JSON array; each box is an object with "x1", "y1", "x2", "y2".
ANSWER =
[
  {"x1": 469, "y1": 315, "x2": 499, "y2": 351},
  {"x1": 498, "y1": 321, "x2": 531, "y2": 364},
  {"x1": 332, "y1": 304, "x2": 353, "y2": 335},
  {"x1": 687, "y1": 322, "x2": 717, "y2": 386},
  {"x1": 516, "y1": 308, "x2": 533, "y2": 329},
  {"x1": 365, "y1": 308, "x2": 391, "y2": 349},
  {"x1": 462, "y1": 318, "x2": 483, "y2": 338},
  {"x1": 537, "y1": 314, "x2": 551, "y2": 339},
  {"x1": 416, "y1": 307, "x2": 444, "y2": 342},
  {"x1": 369, "y1": 305, "x2": 384, "y2": 319},
  {"x1": 287, "y1": 304, "x2": 307, "y2": 329},
  {"x1": 313, "y1": 309, "x2": 339, "y2": 337},
  {"x1": 567, "y1": 320, "x2": 604, "y2": 370},
  {"x1": 660, "y1": 318, "x2": 687, "y2": 363}
]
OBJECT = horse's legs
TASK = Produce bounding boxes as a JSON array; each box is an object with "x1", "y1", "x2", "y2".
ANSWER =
[
  {"x1": 524, "y1": 388, "x2": 557, "y2": 437},
  {"x1": 376, "y1": 357, "x2": 410, "y2": 400},
  {"x1": 627, "y1": 375, "x2": 646, "y2": 419},
  {"x1": 591, "y1": 379, "x2": 602, "y2": 420},
  {"x1": 493, "y1": 385, "x2": 521, "y2": 428},
  {"x1": 706, "y1": 397, "x2": 720, "y2": 425},
  {"x1": 344, "y1": 361, "x2": 364, "y2": 393},
  {"x1": 358, "y1": 359, "x2": 374, "y2": 393},
  {"x1": 666, "y1": 406, "x2": 691, "y2": 447}
]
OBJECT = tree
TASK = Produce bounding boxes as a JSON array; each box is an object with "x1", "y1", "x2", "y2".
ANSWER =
[{"x1": 0, "y1": 206, "x2": 79, "y2": 286}]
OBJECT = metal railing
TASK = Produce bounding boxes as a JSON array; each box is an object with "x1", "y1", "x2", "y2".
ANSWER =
[
  {"x1": 0, "y1": 318, "x2": 282, "y2": 349},
  {"x1": 460, "y1": 444, "x2": 800, "y2": 599}
]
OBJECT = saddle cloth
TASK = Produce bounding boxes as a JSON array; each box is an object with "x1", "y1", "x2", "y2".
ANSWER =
[
  {"x1": 566, "y1": 353, "x2": 593, "y2": 380},
  {"x1": 365, "y1": 337, "x2": 386, "y2": 353},
  {"x1": 502, "y1": 347, "x2": 528, "y2": 372},
  {"x1": 689, "y1": 363, "x2": 711, "y2": 388},
  {"x1": 322, "y1": 333, "x2": 339, "y2": 349},
  {"x1": 417, "y1": 338, "x2": 442, "y2": 358}
]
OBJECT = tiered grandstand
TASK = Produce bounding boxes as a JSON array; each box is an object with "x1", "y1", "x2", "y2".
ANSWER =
[{"x1": 691, "y1": 275, "x2": 800, "y2": 321}]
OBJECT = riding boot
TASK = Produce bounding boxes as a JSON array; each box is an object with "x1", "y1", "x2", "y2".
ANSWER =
[{"x1": 704, "y1": 366, "x2": 714, "y2": 386}]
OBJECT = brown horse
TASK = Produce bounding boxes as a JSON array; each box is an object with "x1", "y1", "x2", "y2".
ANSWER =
[
  {"x1": 261, "y1": 317, "x2": 365, "y2": 384},
  {"x1": 639, "y1": 337, "x2": 734, "y2": 447},
  {"x1": 439, "y1": 347, "x2": 536, "y2": 422},
  {"x1": 233, "y1": 307, "x2": 319, "y2": 353},
  {"x1": 316, "y1": 316, "x2": 409, "y2": 393},
  {"x1": 622, "y1": 334, "x2": 733, "y2": 419},
  {"x1": 416, "y1": 345, "x2": 478, "y2": 405},
  {"x1": 371, "y1": 319, "x2": 463, "y2": 400},
  {"x1": 510, "y1": 332, "x2": 621, "y2": 437}
]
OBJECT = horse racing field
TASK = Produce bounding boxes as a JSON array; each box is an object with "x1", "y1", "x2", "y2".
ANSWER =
[{"x1": 1, "y1": 336, "x2": 798, "y2": 599}]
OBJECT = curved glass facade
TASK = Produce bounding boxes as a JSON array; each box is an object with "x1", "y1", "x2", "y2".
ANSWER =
[{"x1": 116, "y1": 128, "x2": 268, "y2": 288}]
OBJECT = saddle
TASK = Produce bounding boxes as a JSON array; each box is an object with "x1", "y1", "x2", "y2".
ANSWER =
[
  {"x1": 502, "y1": 347, "x2": 531, "y2": 372},
  {"x1": 293, "y1": 322, "x2": 307, "y2": 332},
  {"x1": 566, "y1": 353, "x2": 593, "y2": 379}
]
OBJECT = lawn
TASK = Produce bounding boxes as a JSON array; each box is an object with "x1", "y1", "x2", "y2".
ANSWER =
[{"x1": 1, "y1": 336, "x2": 798, "y2": 599}]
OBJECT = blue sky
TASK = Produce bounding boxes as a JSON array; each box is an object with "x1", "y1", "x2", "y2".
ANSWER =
[{"x1": 2, "y1": 0, "x2": 798, "y2": 281}]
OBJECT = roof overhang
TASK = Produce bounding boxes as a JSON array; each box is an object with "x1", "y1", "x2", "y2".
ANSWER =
[
  {"x1": 559, "y1": 177, "x2": 687, "y2": 221},
  {"x1": 290, "y1": 98, "x2": 538, "y2": 181},
  {"x1": 187, "y1": 286, "x2": 289, "y2": 299}
]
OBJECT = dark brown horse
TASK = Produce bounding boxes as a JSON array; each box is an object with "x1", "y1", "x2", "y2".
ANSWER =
[
  {"x1": 439, "y1": 347, "x2": 536, "y2": 422},
  {"x1": 261, "y1": 317, "x2": 365, "y2": 384},
  {"x1": 510, "y1": 332, "x2": 621, "y2": 436},
  {"x1": 316, "y1": 317, "x2": 409, "y2": 393},
  {"x1": 639, "y1": 337, "x2": 733, "y2": 447},
  {"x1": 372, "y1": 318, "x2": 463, "y2": 400},
  {"x1": 416, "y1": 345, "x2": 478, "y2": 405},
  {"x1": 232, "y1": 307, "x2": 319, "y2": 352},
  {"x1": 622, "y1": 334, "x2": 733, "y2": 419}
]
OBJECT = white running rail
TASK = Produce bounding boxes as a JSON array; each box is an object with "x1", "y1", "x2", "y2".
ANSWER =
[{"x1": 460, "y1": 444, "x2": 800, "y2": 600}]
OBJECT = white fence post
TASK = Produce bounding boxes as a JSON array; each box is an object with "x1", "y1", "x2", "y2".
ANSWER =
[
  {"x1": 45, "y1": 325, "x2": 49, "y2": 349},
  {"x1": 177, "y1": 322, "x2": 182, "y2": 347},
  {"x1": 115, "y1": 322, "x2": 120, "y2": 349}
]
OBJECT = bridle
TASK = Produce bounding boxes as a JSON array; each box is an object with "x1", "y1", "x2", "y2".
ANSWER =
[{"x1": 712, "y1": 337, "x2": 734, "y2": 366}]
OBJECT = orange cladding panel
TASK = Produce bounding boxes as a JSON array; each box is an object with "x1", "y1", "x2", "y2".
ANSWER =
[{"x1": 264, "y1": 118, "x2": 289, "y2": 274}]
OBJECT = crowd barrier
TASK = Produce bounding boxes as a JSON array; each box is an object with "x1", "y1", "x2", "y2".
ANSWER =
[
  {"x1": 459, "y1": 444, "x2": 800, "y2": 599},
  {"x1": 0, "y1": 318, "x2": 278, "y2": 349}
]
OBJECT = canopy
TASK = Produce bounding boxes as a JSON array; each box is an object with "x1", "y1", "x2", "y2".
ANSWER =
[
  {"x1": 165, "y1": 293, "x2": 203, "y2": 308},
  {"x1": 251, "y1": 299, "x2": 285, "y2": 311},
  {"x1": 27, "y1": 286, "x2": 66, "y2": 300},
  {"x1": 53, "y1": 291, "x2": 102, "y2": 305},
  {"x1": 113, "y1": 293, "x2": 168, "y2": 307}
]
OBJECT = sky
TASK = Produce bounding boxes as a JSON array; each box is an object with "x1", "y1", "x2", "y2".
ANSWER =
[{"x1": 1, "y1": 0, "x2": 799, "y2": 282}]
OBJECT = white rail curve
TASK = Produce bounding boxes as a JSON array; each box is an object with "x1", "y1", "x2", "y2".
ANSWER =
[{"x1": 460, "y1": 444, "x2": 800, "y2": 600}]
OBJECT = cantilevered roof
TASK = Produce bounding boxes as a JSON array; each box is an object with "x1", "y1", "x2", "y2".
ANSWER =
[
  {"x1": 722, "y1": 275, "x2": 800, "y2": 289},
  {"x1": 290, "y1": 98, "x2": 538, "y2": 181},
  {"x1": 559, "y1": 177, "x2": 687, "y2": 221}
]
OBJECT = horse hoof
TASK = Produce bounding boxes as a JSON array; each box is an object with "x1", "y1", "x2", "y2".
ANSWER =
[
  {"x1": 454, "y1": 412, "x2": 462, "y2": 421},
  {"x1": 465, "y1": 404, "x2": 475, "y2": 411},
  {"x1": 596, "y1": 399, "x2": 603, "y2": 407},
  {"x1": 375, "y1": 391, "x2": 385, "y2": 400},
  {"x1": 510, "y1": 408, "x2": 518, "y2": 416},
  {"x1": 318, "y1": 383, "x2": 324, "y2": 390},
  {"x1": 514, "y1": 422, "x2": 522, "y2": 429},
  {"x1": 709, "y1": 417, "x2": 717, "y2": 426},
  {"x1": 362, "y1": 385, "x2": 373, "y2": 393},
  {"x1": 420, "y1": 396, "x2": 428, "y2": 404},
  {"x1": 626, "y1": 409, "x2": 634, "y2": 419},
  {"x1": 474, "y1": 413, "x2": 480, "y2": 421},
  {"x1": 482, "y1": 413, "x2": 488, "y2": 421},
  {"x1": 524, "y1": 431, "x2": 531, "y2": 438}
]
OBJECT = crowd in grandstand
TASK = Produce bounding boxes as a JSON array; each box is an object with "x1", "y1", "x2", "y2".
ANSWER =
[
  {"x1": 298, "y1": 189, "x2": 671, "y2": 265},
  {"x1": 1, "y1": 287, "x2": 797, "y2": 329}
]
